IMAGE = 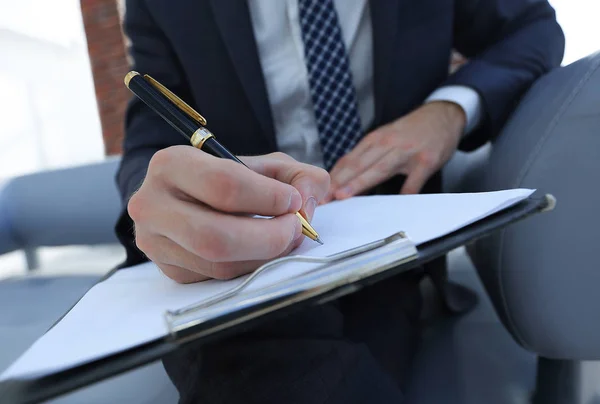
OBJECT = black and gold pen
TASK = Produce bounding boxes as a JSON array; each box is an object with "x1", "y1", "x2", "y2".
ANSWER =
[{"x1": 124, "y1": 71, "x2": 323, "y2": 245}]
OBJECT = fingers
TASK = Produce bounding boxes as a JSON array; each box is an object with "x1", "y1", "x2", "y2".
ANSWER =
[
  {"x1": 147, "y1": 236, "x2": 267, "y2": 281},
  {"x1": 156, "y1": 263, "x2": 211, "y2": 284},
  {"x1": 130, "y1": 193, "x2": 303, "y2": 282},
  {"x1": 329, "y1": 135, "x2": 380, "y2": 189},
  {"x1": 333, "y1": 156, "x2": 397, "y2": 199},
  {"x1": 400, "y1": 163, "x2": 432, "y2": 194},
  {"x1": 139, "y1": 230, "x2": 301, "y2": 283},
  {"x1": 321, "y1": 190, "x2": 334, "y2": 205},
  {"x1": 243, "y1": 153, "x2": 330, "y2": 221},
  {"x1": 144, "y1": 197, "x2": 303, "y2": 263},
  {"x1": 329, "y1": 135, "x2": 400, "y2": 199},
  {"x1": 149, "y1": 147, "x2": 302, "y2": 217},
  {"x1": 328, "y1": 128, "x2": 408, "y2": 200}
]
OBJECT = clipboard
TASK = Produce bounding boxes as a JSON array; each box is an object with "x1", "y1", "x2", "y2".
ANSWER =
[{"x1": 0, "y1": 194, "x2": 555, "y2": 404}]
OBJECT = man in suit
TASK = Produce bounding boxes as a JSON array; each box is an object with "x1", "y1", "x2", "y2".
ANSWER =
[{"x1": 116, "y1": 0, "x2": 564, "y2": 402}]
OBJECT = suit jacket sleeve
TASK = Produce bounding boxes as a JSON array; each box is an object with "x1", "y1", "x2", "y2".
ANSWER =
[
  {"x1": 446, "y1": 0, "x2": 565, "y2": 150},
  {"x1": 115, "y1": 0, "x2": 193, "y2": 267}
]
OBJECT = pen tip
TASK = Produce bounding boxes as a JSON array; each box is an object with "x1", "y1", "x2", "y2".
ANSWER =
[{"x1": 315, "y1": 237, "x2": 324, "y2": 245}]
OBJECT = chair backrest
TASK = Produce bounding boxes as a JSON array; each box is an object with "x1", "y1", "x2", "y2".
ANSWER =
[
  {"x1": 470, "y1": 51, "x2": 600, "y2": 360},
  {"x1": 0, "y1": 157, "x2": 123, "y2": 254}
]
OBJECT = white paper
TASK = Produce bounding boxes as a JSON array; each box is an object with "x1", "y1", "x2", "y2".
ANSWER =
[{"x1": 0, "y1": 189, "x2": 534, "y2": 381}]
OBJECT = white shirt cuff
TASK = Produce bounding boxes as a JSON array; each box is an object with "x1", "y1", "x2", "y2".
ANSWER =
[{"x1": 425, "y1": 85, "x2": 483, "y2": 135}]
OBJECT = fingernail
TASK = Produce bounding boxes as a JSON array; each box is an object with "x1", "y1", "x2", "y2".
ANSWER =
[
  {"x1": 289, "y1": 190, "x2": 302, "y2": 212},
  {"x1": 338, "y1": 186, "x2": 352, "y2": 198},
  {"x1": 304, "y1": 197, "x2": 317, "y2": 222}
]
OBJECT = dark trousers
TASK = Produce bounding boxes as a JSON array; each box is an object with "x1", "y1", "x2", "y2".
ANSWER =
[{"x1": 162, "y1": 267, "x2": 428, "y2": 404}]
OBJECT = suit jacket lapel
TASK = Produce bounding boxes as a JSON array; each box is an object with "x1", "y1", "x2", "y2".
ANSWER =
[
  {"x1": 209, "y1": 0, "x2": 277, "y2": 150},
  {"x1": 208, "y1": 0, "x2": 400, "y2": 147},
  {"x1": 369, "y1": 0, "x2": 401, "y2": 126}
]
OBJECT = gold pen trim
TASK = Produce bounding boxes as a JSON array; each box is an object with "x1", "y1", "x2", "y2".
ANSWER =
[
  {"x1": 190, "y1": 128, "x2": 216, "y2": 149},
  {"x1": 144, "y1": 74, "x2": 208, "y2": 126},
  {"x1": 296, "y1": 212, "x2": 321, "y2": 243},
  {"x1": 124, "y1": 71, "x2": 140, "y2": 87}
]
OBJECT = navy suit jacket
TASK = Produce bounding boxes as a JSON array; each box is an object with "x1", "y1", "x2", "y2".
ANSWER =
[{"x1": 116, "y1": 0, "x2": 564, "y2": 267}]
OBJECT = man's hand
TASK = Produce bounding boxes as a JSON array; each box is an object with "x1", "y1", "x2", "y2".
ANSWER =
[
  {"x1": 128, "y1": 148, "x2": 330, "y2": 284},
  {"x1": 325, "y1": 101, "x2": 466, "y2": 201}
]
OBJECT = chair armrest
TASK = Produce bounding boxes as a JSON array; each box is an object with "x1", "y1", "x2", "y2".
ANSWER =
[
  {"x1": 1, "y1": 157, "x2": 123, "y2": 250},
  {"x1": 469, "y1": 52, "x2": 600, "y2": 359}
]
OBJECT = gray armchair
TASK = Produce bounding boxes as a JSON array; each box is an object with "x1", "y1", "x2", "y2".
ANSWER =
[
  {"x1": 470, "y1": 51, "x2": 600, "y2": 403},
  {"x1": 407, "y1": 51, "x2": 600, "y2": 404}
]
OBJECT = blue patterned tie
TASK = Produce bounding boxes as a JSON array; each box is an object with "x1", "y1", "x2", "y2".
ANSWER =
[{"x1": 298, "y1": 0, "x2": 363, "y2": 171}]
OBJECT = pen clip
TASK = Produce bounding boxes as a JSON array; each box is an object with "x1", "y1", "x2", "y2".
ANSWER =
[{"x1": 143, "y1": 74, "x2": 208, "y2": 126}]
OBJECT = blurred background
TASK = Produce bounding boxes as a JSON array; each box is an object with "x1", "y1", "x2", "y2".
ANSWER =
[{"x1": 0, "y1": 0, "x2": 598, "y2": 279}]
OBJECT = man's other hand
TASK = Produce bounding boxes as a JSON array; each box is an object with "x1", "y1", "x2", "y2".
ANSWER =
[
  {"x1": 325, "y1": 101, "x2": 466, "y2": 201},
  {"x1": 128, "y1": 148, "x2": 330, "y2": 284}
]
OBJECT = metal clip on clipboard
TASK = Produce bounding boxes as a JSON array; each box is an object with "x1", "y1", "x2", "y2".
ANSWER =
[{"x1": 164, "y1": 232, "x2": 419, "y2": 339}]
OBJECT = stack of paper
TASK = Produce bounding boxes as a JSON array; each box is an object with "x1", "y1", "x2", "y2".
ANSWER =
[{"x1": 0, "y1": 189, "x2": 534, "y2": 381}]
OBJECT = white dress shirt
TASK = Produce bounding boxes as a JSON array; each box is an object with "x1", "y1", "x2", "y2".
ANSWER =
[{"x1": 247, "y1": 0, "x2": 482, "y2": 169}]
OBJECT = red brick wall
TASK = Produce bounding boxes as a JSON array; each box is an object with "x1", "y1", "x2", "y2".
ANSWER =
[{"x1": 81, "y1": 0, "x2": 129, "y2": 155}]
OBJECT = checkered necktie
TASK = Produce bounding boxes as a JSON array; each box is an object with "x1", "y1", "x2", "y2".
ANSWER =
[{"x1": 298, "y1": 0, "x2": 363, "y2": 171}]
